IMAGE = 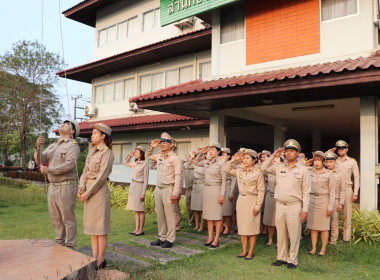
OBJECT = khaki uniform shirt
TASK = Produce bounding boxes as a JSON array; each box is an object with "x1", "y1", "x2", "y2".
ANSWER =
[
  {"x1": 330, "y1": 169, "x2": 346, "y2": 205},
  {"x1": 309, "y1": 168, "x2": 335, "y2": 211},
  {"x1": 146, "y1": 147, "x2": 182, "y2": 195},
  {"x1": 126, "y1": 159, "x2": 149, "y2": 195},
  {"x1": 79, "y1": 144, "x2": 114, "y2": 198},
  {"x1": 183, "y1": 158, "x2": 195, "y2": 190},
  {"x1": 195, "y1": 155, "x2": 227, "y2": 197},
  {"x1": 34, "y1": 138, "x2": 80, "y2": 183},
  {"x1": 261, "y1": 155, "x2": 311, "y2": 212},
  {"x1": 336, "y1": 156, "x2": 360, "y2": 195},
  {"x1": 225, "y1": 162, "x2": 265, "y2": 211}
]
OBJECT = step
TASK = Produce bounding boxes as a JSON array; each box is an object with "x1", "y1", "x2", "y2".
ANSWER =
[
  {"x1": 109, "y1": 243, "x2": 178, "y2": 264},
  {"x1": 133, "y1": 239, "x2": 203, "y2": 257}
]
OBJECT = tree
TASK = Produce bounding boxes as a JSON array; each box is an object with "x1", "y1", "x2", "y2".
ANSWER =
[{"x1": 0, "y1": 41, "x2": 64, "y2": 170}]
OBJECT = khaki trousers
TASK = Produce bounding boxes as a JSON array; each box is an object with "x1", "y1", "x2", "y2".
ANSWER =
[
  {"x1": 330, "y1": 198, "x2": 340, "y2": 243},
  {"x1": 275, "y1": 202, "x2": 302, "y2": 266},
  {"x1": 47, "y1": 182, "x2": 78, "y2": 248},
  {"x1": 343, "y1": 187, "x2": 353, "y2": 242},
  {"x1": 186, "y1": 189, "x2": 195, "y2": 226},
  {"x1": 155, "y1": 187, "x2": 176, "y2": 243}
]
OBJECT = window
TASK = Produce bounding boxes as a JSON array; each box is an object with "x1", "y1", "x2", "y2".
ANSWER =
[
  {"x1": 98, "y1": 29, "x2": 107, "y2": 47},
  {"x1": 143, "y1": 8, "x2": 160, "y2": 31},
  {"x1": 114, "y1": 81, "x2": 124, "y2": 100},
  {"x1": 199, "y1": 62, "x2": 211, "y2": 79},
  {"x1": 103, "y1": 83, "x2": 114, "y2": 102},
  {"x1": 165, "y1": 69, "x2": 179, "y2": 87},
  {"x1": 113, "y1": 143, "x2": 132, "y2": 164},
  {"x1": 94, "y1": 85, "x2": 103, "y2": 104},
  {"x1": 124, "y1": 78, "x2": 136, "y2": 100},
  {"x1": 139, "y1": 72, "x2": 164, "y2": 94},
  {"x1": 220, "y1": 4, "x2": 245, "y2": 44},
  {"x1": 179, "y1": 66, "x2": 193, "y2": 84},
  {"x1": 118, "y1": 16, "x2": 139, "y2": 39},
  {"x1": 321, "y1": 0, "x2": 358, "y2": 21}
]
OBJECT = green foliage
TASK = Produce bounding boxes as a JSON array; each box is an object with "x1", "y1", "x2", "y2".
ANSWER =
[
  {"x1": 24, "y1": 183, "x2": 47, "y2": 193},
  {"x1": 76, "y1": 145, "x2": 88, "y2": 177},
  {"x1": 345, "y1": 204, "x2": 380, "y2": 244}
]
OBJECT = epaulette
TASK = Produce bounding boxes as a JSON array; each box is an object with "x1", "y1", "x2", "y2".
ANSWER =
[
  {"x1": 256, "y1": 168, "x2": 261, "y2": 172},
  {"x1": 72, "y1": 139, "x2": 78, "y2": 144},
  {"x1": 104, "y1": 146, "x2": 109, "y2": 150}
]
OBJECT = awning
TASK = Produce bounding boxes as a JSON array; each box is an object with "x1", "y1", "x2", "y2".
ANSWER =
[
  {"x1": 130, "y1": 51, "x2": 380, "y2": 119},
  {"x1": 56, "y1": 28, "x2": 211, "y2": 83},
  {"x1": 63, "y1": 0, "x2": 111, "y2": 27},
  {"x1": 74, "y1": 113, "x2": 210, "y2": 137}
]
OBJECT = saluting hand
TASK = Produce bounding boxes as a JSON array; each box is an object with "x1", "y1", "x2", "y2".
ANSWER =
[
  {"x1": 304, "y1": 159, "x2": 314, "y2": 166},
  {"x1": 151, "y1": 139, "x2": 160, "y2": 148},
  {"x1": 233, "y1": 151, "x2": 243, "y2": 162},
  {"x1": 273, "y1": 147, "x2": 285, "y2": 157},
  {"x1": 200, "y1": 146, "x2": 209, "y2": 154}
]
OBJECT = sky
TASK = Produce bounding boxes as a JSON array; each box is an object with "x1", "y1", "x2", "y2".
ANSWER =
[{"x1": 0, "y1": 0, "x2": 95, "y2": 122}]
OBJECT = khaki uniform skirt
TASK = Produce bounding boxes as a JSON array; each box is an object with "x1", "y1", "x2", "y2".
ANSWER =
[
  {"x1": 222, "y1": 180, "x2": 233, "y2": 216},
  {"x1": 306, "y1": 194, "x2": 330, "y2": 231},
  {"x1": 237, "y1": 195, "x2": 261, "y2": 236},
  {"x1": 127, "y1": 181, "x2": 145, "y2": 212},
  {"x1": 263, "y1": 189, "x2": 276, "y2": 227},
  {"x1": 202, "y1": 185, "x2": 222, "y2": 221},
  {"x1": 83, "y1": 182, "x2": 111, "y2": 235},
  {"x1": 191, "y1": 180, "x2": 204, "y2": 211}
]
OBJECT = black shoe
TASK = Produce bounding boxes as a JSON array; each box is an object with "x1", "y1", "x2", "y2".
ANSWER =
[
  {"x1": 271, "y1": 260, "x2": 287, "y2": 266},
  {"x1": 97, "y1": 260, "x2": 107, "y2": 270},
  {"x1": 287, "y1": 263, "x2": 297, "y2": 269},
  {"x1": 134, "y1": 232, "x2": 145, "y2": 236},
  {"x1": 204, "y1": 239, "x2": 214, "y2": 247},
  {"x1": 237, "y1": 254, "x2": 248, "y2": 258},
  {"x1": 245, "y1": 255, "x2": 254, "y2": 260},
  {"x1": 161, "y1": 241, "x2": 173, "y2": 248},
  {"x1": 129, "y1": 232, "x2": 136, "y2": 235},
  {"x1": 210, "y1": 243, "x2": 219, "y2": 249},
  {"x1": 150, "y1": 239, "x2": 163, "y2": 246}
]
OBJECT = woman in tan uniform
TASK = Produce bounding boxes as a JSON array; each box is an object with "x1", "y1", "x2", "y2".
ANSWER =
[
  {"x1": 225, "y1": 149, "x2": 265, "y2": 260},
  {"x1": 190, "y1": 151, "x2": 206, "y2": 232},
  {"x1": 195, "y1": 143, "x2": 226, "y2": 248},
  {"x1": 79, "y1": 123, "x2": 114, "y2": 269},
  {"x1": 125, "y1": 146, "x2": 149, "y2": 236},
  {"x1": 221, "y1": 148, "x2": 233, "y2": 235},
  {"x1": 263, "y1": 156, "x2": 282, "y2": 246},
  {"x1": 306, "y1": 151, "x2": 335, "y2": 256}
]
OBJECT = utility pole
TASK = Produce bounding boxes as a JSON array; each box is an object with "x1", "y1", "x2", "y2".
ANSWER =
[{"x1": 71, "y1": 95, "x2": 83, "y2": 120}]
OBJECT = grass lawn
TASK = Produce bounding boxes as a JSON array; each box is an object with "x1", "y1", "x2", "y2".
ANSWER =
[{"x1": 0, "y1": 183, "x2": 378, "y2": 280}]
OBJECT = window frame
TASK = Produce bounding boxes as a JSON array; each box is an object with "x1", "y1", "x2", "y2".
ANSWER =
[
  {"x1": 142, "y1": 7, "x2": 160, "y2": 32},
  {"x1": 219, "y1": 3, "x2": 245, "y2": 45},
  {"x1": 320, "y1": 0, "x2": 359, "y2": 23}
]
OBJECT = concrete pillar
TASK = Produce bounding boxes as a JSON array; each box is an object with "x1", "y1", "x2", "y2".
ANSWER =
[
  {"x1": 312, "y1": 128, "x2": 321, "y2": 151},
  {"x1": 274, "y1": 120, "x2": 286, "y2": 150},
  {"x1": 209, "y1": 110, "x2": 225, "y2": 146},
  {"x1": 360, "y1": 96, "x2": 378, "y2": 211}
]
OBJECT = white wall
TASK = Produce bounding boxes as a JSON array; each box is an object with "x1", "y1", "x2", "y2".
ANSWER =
[
  {"x1": 212, "y1": 0, "x2": 376, "y2": 78},
  {"x1": 94, "y1": 0, "x2": 206, "y2": 60},
  {"x1": 90, "y1": 51, "x2": 211, "y2": 119},
  {"x1": 108, "y1": 128, "x2": 209, "y2": 183}
]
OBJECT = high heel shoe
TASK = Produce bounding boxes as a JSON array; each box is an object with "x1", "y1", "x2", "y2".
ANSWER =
[
  {"x1": 97, "y1": 260, "x2": 107, "y2": 270},
  {"x1": 204, "y1": 239, "x2": 214, "y2": 247}
]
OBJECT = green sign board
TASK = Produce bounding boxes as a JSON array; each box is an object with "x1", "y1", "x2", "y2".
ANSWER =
[{"x1": 160, "y1": 0, "x2": 240, "y2": 26}]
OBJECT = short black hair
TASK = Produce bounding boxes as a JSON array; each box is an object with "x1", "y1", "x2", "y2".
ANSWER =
[{"x1": 64, "y1": 120, "x2": 76, "y2": 136}]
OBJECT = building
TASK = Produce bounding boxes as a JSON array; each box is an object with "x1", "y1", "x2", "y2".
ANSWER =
[{"x1": 59, "y1": 0, "x2": 380, "y2": 210}]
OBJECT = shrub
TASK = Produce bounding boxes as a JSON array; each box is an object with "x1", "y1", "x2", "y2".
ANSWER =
[
  {"x1": 344, "y1": 205, "x2": 380, "y2": 244},
  {"x1": 10, "y1": 171, "x2": 19, "y2": 178},
  {"x1": 0, "y1": 166, "x2": 21, "y2": 172},
  {"x1": 24, "y1": 183, "x2": 47, "y2": 193}
]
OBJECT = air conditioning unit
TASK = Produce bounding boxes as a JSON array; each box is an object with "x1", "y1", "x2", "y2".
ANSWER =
[
  {"x1": 84, "y1": 104, "x2": 97, "y2": 117},
  {"x1": 174, "y1": 17, "x2": 195, "y2": 30},
  {"x1": 129, "y1": 102, "x2": 142, "y2": 113}
]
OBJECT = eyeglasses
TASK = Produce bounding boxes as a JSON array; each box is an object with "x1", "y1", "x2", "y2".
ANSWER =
[
  {"x1": 160, "y1": 138, "x2": 172, "y2": 143},
  {"x1": 298, "y1": 155, "x2": 305, "y2": 159}
]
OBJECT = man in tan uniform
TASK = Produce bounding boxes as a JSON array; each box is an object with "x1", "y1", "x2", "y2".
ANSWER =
[
  {"x1": 335, "y1": 140, "x2": 359, "y2": 242},
  {"x1": 35, "y1": 120, "x2": 80, "y2": 249},
  {"x1": 183, "y1": 153, "x2": 195, "y2": 227},
  {"x1": 261, "y1": 139, "x2": 310, "y2": 269},
  {"x1": 146, "y1": 132, "x2": 182, "y2": 248}
]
